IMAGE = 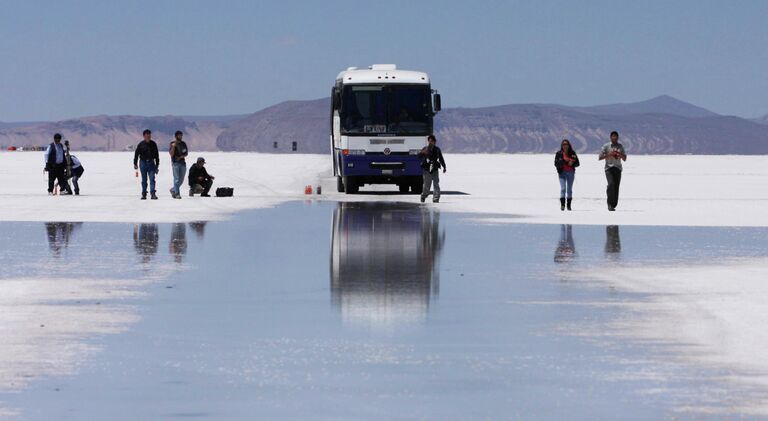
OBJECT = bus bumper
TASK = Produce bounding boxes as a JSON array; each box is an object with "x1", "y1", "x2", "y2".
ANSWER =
[{"x1": 337, "y1": 152, "x2": 423, "y2": 183}]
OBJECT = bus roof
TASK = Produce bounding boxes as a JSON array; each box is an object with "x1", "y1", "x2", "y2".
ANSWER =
[{"x1": 336, "y1": 64, "x2": 430, "y2": 85}]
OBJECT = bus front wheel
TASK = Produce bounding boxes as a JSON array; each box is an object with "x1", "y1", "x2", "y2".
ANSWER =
[{"x1": 343, "y1": 177, "x2": 359, "y2": 194}]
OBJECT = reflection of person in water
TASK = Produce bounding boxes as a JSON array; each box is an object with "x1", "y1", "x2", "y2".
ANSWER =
[
  {"x1": 45, "y1": 222, "x2": 82, "y2": 257},
  {"x1": 169, "y1": 223, "x2": 187, "y2": 263},
  {"x1": 329, "y1": 203, "x2": 444, "y2": 327},
  {"x1": 605, "y1": 225, "x2": 621, "y2": 257},
  {"x1": 189, "y1": 221, "x2": 207, "y2": 240},
  {"x1": 554, "y1": 224, "x2": 577, "y2": 263},
  {"x1": 133, "y1": 223, "x2": 159, "y2": 263}
]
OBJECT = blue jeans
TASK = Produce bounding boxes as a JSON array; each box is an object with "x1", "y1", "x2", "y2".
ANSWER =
[
  {"x1": 172, "y1": 161, "x2": 186, "y2": 195},
  {"x1": 558, "y1": 170, "x2": 575, "y2": 199},
  {"x1": 139, "y1": 160, "x2": 157, "y2": 194}
]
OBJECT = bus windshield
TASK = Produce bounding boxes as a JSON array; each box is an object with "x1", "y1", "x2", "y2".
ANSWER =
[{"x1": 340, "y1": 84, "x2": 432, "y2": 135}]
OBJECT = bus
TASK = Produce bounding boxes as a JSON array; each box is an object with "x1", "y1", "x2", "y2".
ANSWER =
[{"x1": 330, "y1": 64, "x2": 441, "y2": 194}]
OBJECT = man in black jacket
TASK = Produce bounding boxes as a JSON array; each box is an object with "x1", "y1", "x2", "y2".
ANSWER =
[
  {"x1": 419, "y1": 135, "x2": 447, "y2": 203},
  {"x1": 188, "y1": 157, "x2": 215, "y2": 197},
  {"x1": 133, "y1": 129, "x2": 160, "y2": 200},
  {"x1": 169, "y1": 130, "x2": 189, "y2": 199},
  {"x1": 44, "y1": 133, "x2": 72, "y2": 195}
]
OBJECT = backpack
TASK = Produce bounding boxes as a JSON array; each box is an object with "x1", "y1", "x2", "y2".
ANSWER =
[{"x1": 215, "y1": 187, "x2": 234, "y2": 197}]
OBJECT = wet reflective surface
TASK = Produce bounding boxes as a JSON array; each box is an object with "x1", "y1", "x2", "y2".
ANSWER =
[
  {"x1": 330, "y1": 203, "x2": 443, "y2": 328},
  {"x1": 2, "y1": 203, "x2": 768, "y2": 419}
]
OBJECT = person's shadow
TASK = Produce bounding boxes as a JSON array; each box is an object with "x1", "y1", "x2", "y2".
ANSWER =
[
  {"x1": 169, "y1": 223, "x2": 188, "y2": 264},
  {"x1": 45, "y1": 222, "x2": 82, "y2": 258},
  {"x1": 189, "y1": 221, "x2": 207, "y2": 240},
  {"x1": 554, "y1": 224, "x2": 577, "y2": 263},
  {"x1": 133, "y1": 224, "x2": 159, "y2": 264},
  {"x1": 605, "y1": 225, "x2": 621, "y2": 259}
]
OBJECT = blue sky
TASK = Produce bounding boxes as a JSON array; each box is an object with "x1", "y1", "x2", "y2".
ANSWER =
[{"x1": 1, "y1": 0, "x2": 766, "y2": 121}]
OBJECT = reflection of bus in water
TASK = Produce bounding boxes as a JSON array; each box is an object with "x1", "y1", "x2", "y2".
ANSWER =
[{"x1": 330, "y1": 202, "x2": 444, "y2": 328}]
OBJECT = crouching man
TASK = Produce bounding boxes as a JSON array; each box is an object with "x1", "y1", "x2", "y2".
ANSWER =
[{"x1": 188, "y1": 157, "x2": 215, "y2": 197}]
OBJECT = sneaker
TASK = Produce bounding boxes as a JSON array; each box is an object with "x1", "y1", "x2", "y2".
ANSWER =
[
  {"x1": 150, "y1": 192, "x2": 158, "y2": 200},
  {"x1": 60, "y1": 190, "x2": 72, "y2": 196},
  {"x1": 189, "y1": 190, "x2": 194, "y2": 197},
  {"x1": 174, "y1": 195, "x2": 181, "y2": 199},
  {"x1": 608, "y1": 206, "x2": 615, "y2": 211},
  {"x1": 420, "y1": 196, "x2": 426, "y2": 203},
  {"x1": 141, "y1": 194, "x2": 147, "y2": 200},
  {"x1": 201, "y1": 193, "x2": 210, "y2": 197},
  {"x1": 433, "y1": 198, "x2": 439, "y2": 203},
  {"x1": 170, "y1": 188, "x2": 175, "y2": 198},
  {"x1": 74, "y1": 191, "x2": 80, "y2": 196}
]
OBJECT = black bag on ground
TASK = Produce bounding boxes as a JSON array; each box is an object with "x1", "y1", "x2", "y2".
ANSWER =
[{"x1": 215, "y1": 187, "x2": 234, "y2": 197}]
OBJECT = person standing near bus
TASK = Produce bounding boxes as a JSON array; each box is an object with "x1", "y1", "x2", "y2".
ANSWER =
[{"x1": 419, "y1": 134, "x2": 447, "y2": 203}]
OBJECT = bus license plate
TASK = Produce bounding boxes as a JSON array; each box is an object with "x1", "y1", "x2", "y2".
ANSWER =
[{"x1": 381, "y1": 169, "x2": 393, "y2": 175}]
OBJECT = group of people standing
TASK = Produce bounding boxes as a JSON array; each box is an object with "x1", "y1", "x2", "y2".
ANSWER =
[
  {"x1": 554, "y1": 130, "x2": 627, "y2": 211},
  {"x1": 44, "y1": 133, "x2": 85, "y2": 195},
  {"x1": 44, "y1": 129, "x2": 627, "y2": 210},
  {"x1": 131, "y1": 129, "x2": 214, "y2": 200},
  {"x1": 44, "y1": 129, "x2": 215, "y2": 199}
]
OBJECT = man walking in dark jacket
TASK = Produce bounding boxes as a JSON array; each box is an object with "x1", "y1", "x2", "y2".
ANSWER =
[
  {"x1": 44, "y1": 133, "x2": 72, "y2": 195},
  {"x1": 133, "y1": 129, "x2": 160, "y2": 200},
  {"x1": 419, "y1": 135, "x2": 447, "y2": 203},
  {"x1": 188, "y1": 157, "x2": 215, "y2": 197},
  {"x1": 169, "y1": 130, "x2": 188, "y2": 199}
]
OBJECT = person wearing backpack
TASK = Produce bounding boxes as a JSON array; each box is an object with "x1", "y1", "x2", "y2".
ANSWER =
[
  {"x1": 554, "y1": 138, "x2": 580, "y2": 211},
  {"x1": 169, "y1": 130, "x2": 189, "y2": 199}
]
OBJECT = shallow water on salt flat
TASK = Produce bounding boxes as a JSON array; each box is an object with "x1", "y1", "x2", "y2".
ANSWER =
[{"x1": 2, "y1": 201, "x2": 768, "y2": 419}]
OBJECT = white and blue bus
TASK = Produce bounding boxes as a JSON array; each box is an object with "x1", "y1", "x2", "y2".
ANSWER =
[{"x1": 330, "y1": 64, "x2": 441, "y2": 194}]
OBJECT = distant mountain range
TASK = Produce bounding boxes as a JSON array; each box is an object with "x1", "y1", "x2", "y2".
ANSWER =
[
  {"x1": 0, "y1": 115, "x2": 240, "y2": 151},
  {"x1": 2, "y1": 96, "x2": 767, "y2": 154}
]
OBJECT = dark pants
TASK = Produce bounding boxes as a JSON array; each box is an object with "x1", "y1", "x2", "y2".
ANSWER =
[
  {"x1": 47, "y1": 163, "x2": 70, "y2": 193},
  {"x1": 72, "y1": 166, "x2": 84, "y2": 194},
  {"x1": 190, "y1": 179, "x2": 213, "y2": 196},
  {"x1": 605, "y1": 167, "x2": 622, "y2": 209}
]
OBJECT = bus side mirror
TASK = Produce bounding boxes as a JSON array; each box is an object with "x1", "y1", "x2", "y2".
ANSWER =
[{"x1": 434, "y1": 94, "x2": 442, "y2": 112}]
